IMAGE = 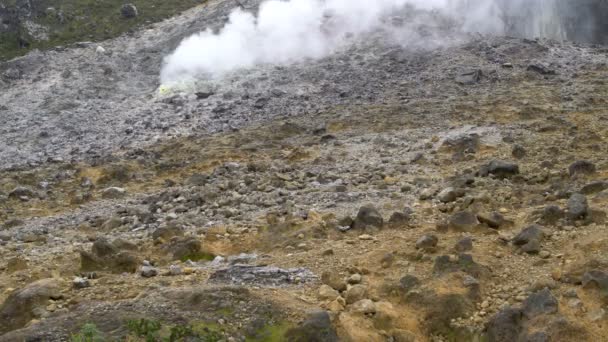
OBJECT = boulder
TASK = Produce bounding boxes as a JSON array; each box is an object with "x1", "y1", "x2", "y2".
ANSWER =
[
  {"x1": 454, "y1": 236, "x2": 473, "y2": 252},
  {"x1": 284, "y1": 311, "x2": 338, "y2": 342},
  {"x1": 455, "y1": 69, "x2": 482, "y2": 85},
  {"x1": 522, "y1": 288, "x2": 558, "y2": 318},
  {"x1": 345, "y1": 285, "x2": 368, "y2": 304},
  {"x1": 80, "y1": 238, "x2": 139, "y2": 273},
  {"x1": 448, "y1": 211, "x2": 479, "y2": 231},
  {"x1": 415, "y1": 234, "x2": 438, "y2": 250},
  {"x1": 568, "y1": 160, "x2": 596, "y2": 177},
  {"x1": 321, "y1": 271, "x2": 347, "y2": 292},
  {"x1": 512, "y1": 225, "x2": 544, "y2": 254},
  {"x1": 352, "y1": 205, "x2": 383, "y2": 230},
  {"x1": 318, "y1": 285, "x2": 341, "y2": 301},
  {"x1": 566, "y1": 193, "x2": 588, "y2": 220},
  {"x1": 486, "y1": 307, "x2": 524, "y2": 342},
  {"x1": 478, "y1": 160, "x2": 520, "y2": 179},
  {"x1": 0, "y1": 279, "x2": 62, "y2": 333},
  {"x1": 101, "y1": 187, "x2": 127, "y2": 199},
  {"x1": 120, "y1": 4, "x2": 138, "y2": 18},
  {"x1": 477, "y1": 211, "x2": 504, "y2": 229}
]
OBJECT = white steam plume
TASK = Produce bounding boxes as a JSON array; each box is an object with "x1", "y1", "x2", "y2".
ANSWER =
[
  {"x1": 160, "y1": 0, "x2": 451, "y2": 84},
  {"x1": 160, "y1": 0, "x2": 574, "y2": 85}
]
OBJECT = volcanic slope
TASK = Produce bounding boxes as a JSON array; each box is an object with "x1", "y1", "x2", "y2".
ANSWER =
[{"x1": 1, "y1": 0, "x2": 608, "y2": 341}]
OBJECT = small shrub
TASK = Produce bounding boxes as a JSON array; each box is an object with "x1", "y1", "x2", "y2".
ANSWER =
[
  {"x1": 126, "y1": 318, "x2": 162, "y2": 342},
  {"x1": 71, "y1": 323, "x2": 104, "y2": 342}
]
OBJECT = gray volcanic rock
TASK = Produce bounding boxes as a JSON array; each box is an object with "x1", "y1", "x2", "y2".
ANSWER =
[
  {"x1": 208, "y1": 265, "x2": 316, "y2": 286},
  {"x1": 0, "y1": 0, "x2": 607, "y2": 171}
]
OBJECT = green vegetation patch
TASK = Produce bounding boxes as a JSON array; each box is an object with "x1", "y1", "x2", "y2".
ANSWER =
[
  {"x1": 125, "y1": 318, "x2": 223, "y2": 342},
  {"x1": 70, "y1": 323, "x2": 104, "y2": 342},
  {"x1": 245, "y1": 321, "x2": 293, "y2": 342}
]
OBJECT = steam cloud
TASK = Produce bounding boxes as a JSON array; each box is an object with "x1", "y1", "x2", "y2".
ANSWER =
[{"x1": 159, "y1": 0, "x2": 573, "y2": 84}]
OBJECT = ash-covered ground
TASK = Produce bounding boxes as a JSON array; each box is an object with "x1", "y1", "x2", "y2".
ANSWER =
[{"x1": 1, "y1": 0, "x2": 608, "y2": 341}]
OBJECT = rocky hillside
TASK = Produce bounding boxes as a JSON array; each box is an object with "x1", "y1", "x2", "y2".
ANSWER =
[
  {"x1": 1, "y1": 0, "x2": 608, "y2": 341},
  {"x1": 0, "y1": 0, "x2": 204, "y2": 61}
]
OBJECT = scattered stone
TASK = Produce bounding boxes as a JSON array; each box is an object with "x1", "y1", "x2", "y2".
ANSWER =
[
  {"x1": 511, "y1": 144, "x2": 526, "y2": 159},
  {"x1": 540, "y1": 205, "x2": 564, "y2": 225},
  {"x1": 455, "y1": 69, "x2": 482, "y2": 85},
  {"x1": 486, "y1": 307, "x2": 524, "y2": 342},
  {"x1": 353, "y1": 205, "x2": 383, "y2": 230},
  {"x1": 322, "y1": 249, "x2": 334, "y2": 256},
  {"x1": 521, "y1": 239, "x2": 541, "y2": 254},
  {"x1": 568, "y1": 160, "x2": 596, "y2": 177},
  {"x1": 581, "y1": 181, "x2": 608, "y2": 195},
  {"x1": 392, "y1": 329, "x2": 418, "y2": 342},
  {"x1": 284, "y1": 311, "x2": 338, "y2": 342},
  {"x1": 322, "y1": 271, "x2": 347, "y2": 291},
  {"x1": 318, "y1": 285, "x2": 341, "y2": 301},
  {"x1": 141, "y1": 266, "x2": 158, "y2": 278},
  {"x1": 120, "y1": 4, "x2": 138, "y2": 18},
  {"x1": 399, "y1": 275, "x2": 420, "y2": 292},
  {"x1": 101, "y1": 187, "x2": 127, "y2": 199},
  {"x1": 0, "y1": 279, "x2": 62, "y2": 333},
  {"x1": 348, "y1": 274, "x2": 362, "y2": 284},
  {"x1": 195, "y1": 91, "x2": 214, "y2": 100},
  {"x1": 478, "y1": 160, "x2": 520, "y2": 179},
  {"x1": 72, "y1": 277, "x2": 90, "y2": 289},
  {"x1": 80, "y1": 238, "x2": 139, "y2": 273},
  {"x1": 327, "y1": 299, "x2": 345, "y2": 312},
  {"x1": 187, "y1": 173, "x2": 209, "y2": 186},
  {"x1": 539, "y1": 251, "x2": 551, "y2": 259},
  {"x1": 152, "y1": 224, "x2": 184, "y2": 241},
  {"x1": 527, "y1": 63, "x2": 556, "y2": 75},
  {"x1": 8, "y1": 186, "x2": 36, "y2": 200},
  {"x1": 437, "y1": 187, "x2": 464, "y2": 203},
  {"x1": 415, "y1": 234, "x2": 438, "y2": 250},
  {"x1": 522, "y1": 288, "x2": 558, "y2": 318},
  {"x1": 581, "y1": 270, "x2": 608, "y2": 302},
  {"x1": 477, "y1": 211, "x2": 504, "y2": 229},
  {"x1": 345, "y1": 285, "x2": 368, "y2": 304},
  {"x1": 350, "y1": 299, "x2": 376, "y2": 314},
  {"x1": 112, "y1": 238, "x2": 138, "y2": 251},
  {"x1": 448, "y1": 211, "x2": 479, "y2": 231},
  {"x1": 419, "y1": 188, "x2": 437, "y2": 200},
  {"x1": 441, "y1": 134, "x2": 480, "y2": 154},
  {"x1": 454, "y1": 236, "x2": 473, "y2": 252},
  {"x1": 209, "y1": 265, "x2": 315, "y2": 286},
  {"x1": 567, "y1": 193, "x2": 588, "y2": 220},
  {"x1": 433, "y1": 254, "x2": 488, "y2": 278},
  {"x1": 388, "y1": 211, "x2": 411, "y2": 227},
  {"x1": 380, "y1": 253, "x2": 395, "y2": 268},
  {"x1": 169, "y1": 265, "x2": 182, "y2": 276},
  {"x1": 512, "y1": 224, "x2": 544, "y2": 254},
  {"x1": 101, "y1": 216, "x2": 122, "y2": 230},
  {"x1": 358, "y1": 234, "x2": 374, "y2": 241},
  {"x1": 167, "y1": 236, "x2": 201, "y2": 261}
]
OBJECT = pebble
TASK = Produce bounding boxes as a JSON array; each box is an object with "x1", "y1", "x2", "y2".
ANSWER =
[
  {"x1": 141, "y1": 266, "x2": 158, "y2": 278},
  {"x1": 348, "y1": 274, "x2": 362, "y2": 284},
  {"x1": 169, "y1": 265, "x2": 182, "y2": 276},
  {"x1": 73, "y1": 277, "x2": 91, "y2": 289}
]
